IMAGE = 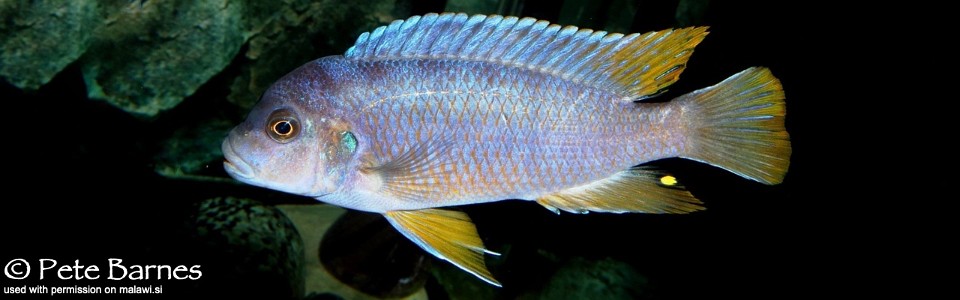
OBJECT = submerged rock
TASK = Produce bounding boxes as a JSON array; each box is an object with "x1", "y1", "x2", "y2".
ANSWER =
[
  {"x1": 82, "y1": 0, "x2": 248, "y2": 116},
  {"x1": 154, "y1": 116, "x2": 234, "y2": 180},
  {"x1": 277, "y1": 204, "x2": 429, "y2": 300},
  {"x1": 2, "y1": 0, "x2": 410, "y2": 117},
  {"x1": 523, "y1": 257, "x2": 650, "y2": 300},
  {"x1": 0, "y1": 1, "x2": 98, "y2": 90},
  {"x1": 185, "y1": 197, "x2": 305, "y2": 298},
  {"x1": 319, "y1": 211, "x2": 430, "y2": 298}
]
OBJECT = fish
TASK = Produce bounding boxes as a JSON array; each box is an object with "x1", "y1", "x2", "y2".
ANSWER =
[{"x1": 221, "y1": 12, "x2": 790, "y2": 287}]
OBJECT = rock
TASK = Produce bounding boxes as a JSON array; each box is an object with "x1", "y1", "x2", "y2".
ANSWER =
[
  {"x1": 0, "y1": 1, "x2": 98, "y2": 90},
  {"x1": 82, "y1": 0, "x2": 248, "y2": 116},
  {"x1": 228, "y1": 0, "x2": 411, "y2": 110},
  {"x1": 3, "y1": 0, "x2": 412, "y2": 117},
  {"x1": 319, "y1": 211, "x2": 430, "y2": 298},
  {"x1": 522, "y1": 257, "x2": 650, "y2": 300},
  {"x1": 277, "y1": 204, "x2": 429, "y2": 300},
  {"x1": 3, "y1": 0, "x2": 416, "y2": 117},
  {"x1": 154, "y1": 116, "x2": 234, "y2": 180},
  {"x1": 185, "y1": 197, "x2": 305, "y2": 298}
]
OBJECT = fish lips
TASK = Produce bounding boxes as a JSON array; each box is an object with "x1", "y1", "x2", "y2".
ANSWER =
[{"x1": 222, "y1": 138, "x2": 255, "y2": 180}]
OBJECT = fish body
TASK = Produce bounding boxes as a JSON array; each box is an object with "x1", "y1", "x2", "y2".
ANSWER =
[
  {"x1": 222, "y1": 13, "x2": 790, "y2": 286},
  {"x1": 236, "y1": 58, "x2": 688, "y2": 212}
]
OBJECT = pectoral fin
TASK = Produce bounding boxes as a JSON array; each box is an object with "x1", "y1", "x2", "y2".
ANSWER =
[
  {"x1": 537, "y1": 167, "x2": 703, "y2": 214},
  {"x1": 384, "y1": 209, "x2": 502, "y2": 287},
  {"x1": 364, "y1": 138, "x2": 453, "y2": 202}
]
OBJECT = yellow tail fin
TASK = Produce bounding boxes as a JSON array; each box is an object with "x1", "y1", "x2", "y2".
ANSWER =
[{"x1": 678, "y1": 67, "x2": 791, "y2": 184}]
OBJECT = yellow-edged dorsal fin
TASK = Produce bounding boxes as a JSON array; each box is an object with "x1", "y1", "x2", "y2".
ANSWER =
[
  {"x1": 537, "y1": 167, "x2": 704, "y2": 214},
  {"x1": 384, "y1": 209, "x2": 502, "y2": 286},
  {"x1": 345, "y1": 13, "x2": 708, "y2": 100}
]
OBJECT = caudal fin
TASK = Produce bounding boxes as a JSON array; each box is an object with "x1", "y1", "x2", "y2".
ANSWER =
[{"x1": 678, "y1": 67, "x2": 790, "y2": 184}]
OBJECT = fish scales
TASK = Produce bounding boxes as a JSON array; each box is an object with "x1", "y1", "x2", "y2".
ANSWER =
[{"x1": 337, "y1": 59, "x2": 683, "y2": 206}]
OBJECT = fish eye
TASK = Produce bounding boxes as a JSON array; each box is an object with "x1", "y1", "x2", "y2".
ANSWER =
[
  {"x1": 274, "y1": 121, "x2": 293, "y2": 135},
  {"x1": 340, "y1": 131, "x2": 357, "y2": 153},
  {"x1": 266, "y1": 109, "x2": 300, "y2": 143}
]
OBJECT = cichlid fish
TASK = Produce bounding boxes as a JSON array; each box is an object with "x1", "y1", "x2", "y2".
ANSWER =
[{"x1": 222, "y1": 13, "x2": 790, "y2": 286}]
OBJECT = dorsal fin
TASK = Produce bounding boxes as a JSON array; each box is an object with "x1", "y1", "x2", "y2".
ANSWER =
[{"x1": 345, "y1": 13, "x2": 709, "y2": 100}]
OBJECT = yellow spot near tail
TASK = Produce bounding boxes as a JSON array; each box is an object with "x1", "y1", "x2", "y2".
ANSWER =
[{"x1": 660, "y1": 175, "x2": 678, "y2": 186}]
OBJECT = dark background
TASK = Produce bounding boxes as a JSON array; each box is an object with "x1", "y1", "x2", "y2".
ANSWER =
[{"x1": 1, "y1": 1, "x2": 835, "y2": 299}]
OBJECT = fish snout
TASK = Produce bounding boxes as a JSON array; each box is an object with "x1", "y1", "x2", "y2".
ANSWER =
[{"x1": 222, "y1": 137, "x2": 255, "y2": 180}]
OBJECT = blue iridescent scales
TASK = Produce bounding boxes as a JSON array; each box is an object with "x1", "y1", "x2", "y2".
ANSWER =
[
  {"x1": 343, "y1": 59, "x2": 684, "y2": 207},
  {"x1": 222, "y1": 12, "x2": 790, "y2": 287}
]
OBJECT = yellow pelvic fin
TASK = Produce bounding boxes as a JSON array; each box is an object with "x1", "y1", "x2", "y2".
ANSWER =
[
  {"x1": 384, "y1": 209, "x2": 501, "y2": 287},
  {"x1": 537, "y1": 167, "x2": 703, "y2": 214}
]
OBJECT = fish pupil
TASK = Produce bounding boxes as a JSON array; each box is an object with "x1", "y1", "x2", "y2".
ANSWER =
[{"x1": 274, "y1": 121, "x2": 292, "y2": 135}]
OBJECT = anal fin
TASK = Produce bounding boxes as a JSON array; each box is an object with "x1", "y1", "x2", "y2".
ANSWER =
[
  {"x1": 384, "y1": 209, "x2": 501, "y2": 287},
  {"x1": 537, "y1": 167, "x2": 703, "y2": 214}
]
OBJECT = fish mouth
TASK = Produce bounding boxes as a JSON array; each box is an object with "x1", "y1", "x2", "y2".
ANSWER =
[
  {"x1": 223, "y1": 159, "x2": 254, "y2": 179},
  {"x1": 222, "y1": 141, "x2": 254, "y2": 180}
]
